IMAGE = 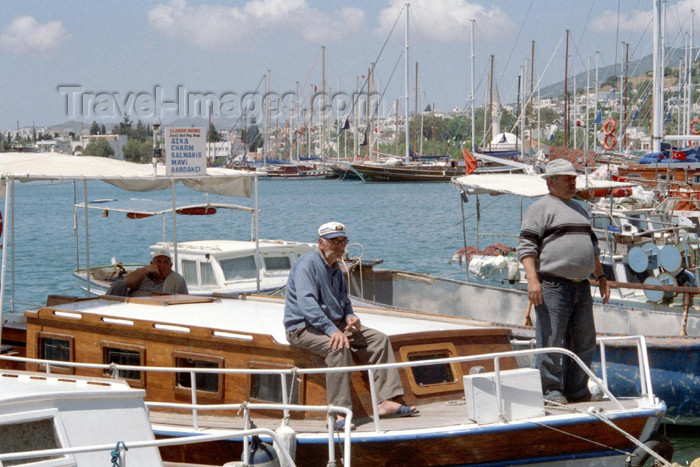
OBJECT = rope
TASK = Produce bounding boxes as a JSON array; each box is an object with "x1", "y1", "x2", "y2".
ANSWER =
[
  {"x1": 110, "y1": 441, "x2": 128, "y2": 467},
  {"x1": 529, "y1": 402, "x2": 672, "y2": 466}
]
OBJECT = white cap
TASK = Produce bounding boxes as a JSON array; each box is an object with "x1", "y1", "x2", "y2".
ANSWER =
[
  {"x1": 541, "y1": 158, "x2": 578, "y2": 179},
  {"x1": 151, "y1": 249, "x2": 171, "y2": 260},
  {"x1": 318, "y1": 221, "x2": 348, "y2": 239}
]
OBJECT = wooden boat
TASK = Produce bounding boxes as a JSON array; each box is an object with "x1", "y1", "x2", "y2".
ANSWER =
[
  {"x1": 255, "y1": 163, "x2": 328, "y2": 179},
  {"x1": 0, "y1": 293, "x2": 672, "y2": 466},
  {"x1": 71, "y1": 198, "x2": 315, "y2": 297}
]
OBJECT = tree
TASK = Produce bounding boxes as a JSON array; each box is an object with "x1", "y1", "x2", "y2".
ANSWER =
[
  {"x1": 208, "y1": 122, "x2": 221, "y2": 142},
  {"x1": 89, "y1": 121, "x2": 101, "y2": 135},
  {"x1": 83, "y1": 138, "x2": 115, "y2": 158},
  {"x1": 112, "y1": 114, "x2": 133, "y2": 137},
  {"x1": 122, "y1": 138, "x2": 152, "y2": 162},
  {"x1": 133, "y1": 120, "x2": 150, "y2": 142}
]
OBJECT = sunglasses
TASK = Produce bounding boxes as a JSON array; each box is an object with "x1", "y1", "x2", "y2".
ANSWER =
[{"x1": 324, "y1": 237, "x2": 348, "y2": 245}]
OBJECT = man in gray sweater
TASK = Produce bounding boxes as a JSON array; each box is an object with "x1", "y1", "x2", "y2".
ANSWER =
[{"x1": 517, "y1": 159, "x2": 610, "y2": 405}]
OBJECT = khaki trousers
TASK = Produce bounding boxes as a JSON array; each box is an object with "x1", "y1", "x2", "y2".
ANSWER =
[{"x1": 286, "y1": 325, "x2": 404, "y2": 411}]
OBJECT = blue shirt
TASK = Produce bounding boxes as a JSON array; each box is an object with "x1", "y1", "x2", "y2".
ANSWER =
[{"x1": 283, "y1": 251, "x2": 355, "y2": 335}]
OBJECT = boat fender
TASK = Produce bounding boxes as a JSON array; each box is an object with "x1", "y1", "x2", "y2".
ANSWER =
[
  {"x1": 507, "y1": 260, "x2": 520, "y2": 283},
  {"x1": 625, "y1": 433, "x2": 673, "y2": 467},
  {"x1": 273, "y1": 421, "x2": 297, "y2": 467},
  {"x1": 223, "y1": 435, "x2": 280, "y2": 467}
]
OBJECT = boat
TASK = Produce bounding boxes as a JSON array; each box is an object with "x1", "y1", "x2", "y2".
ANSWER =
[
  {"x1": 71, "y1": 198, "x2": 316, "y2": 296},
  {"x1": 349, "y1": 156, "x2": 468, "y2": 182},
  {"x1": 339, "y1": 171, "x2": 700, "y2": 425},
  {"x1": 0, "y1": 369, "x2": 162, "y2": 465},
  {"x1": 0, "y1": 366, "x2": 298, "y2": 466},
  {"x1": 0, "y1": 293, "x2": 672, "y2": 466},
  {"x1": 255, "y1": 162, "x2": 328, "y2": 180}
]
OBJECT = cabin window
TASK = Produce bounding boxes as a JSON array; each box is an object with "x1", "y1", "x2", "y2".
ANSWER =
[
  {"x1": 399, "y1": 343, "x2": 463, "y2": 396},
  {"x1": 220, "y1": 256, "x2": 257, "y2": 281},
  {"x1": 0, "y1": 417, "x2": 64, "y2": 465},
  {"x1": 174, "y1": 353, "x2": 224, "y2": 399},
  {"x1": 248, "y1": 361, "x2": 300, "y2": 404},
  {"x1": 264, "y1": 256, "x2": 292, "y2": 271},
  {"x1": 37, "y1": 333, "x2": 74, "y2": 374},
  {"x1": 182, "y1": 260, "x2": 198, "y2": 286},
  {"x1": 201, "y1": 262, "x2": 216, "y2": 285},
  {"x1": 102, "y1": 343, "x2": 145, "y2": 385}
]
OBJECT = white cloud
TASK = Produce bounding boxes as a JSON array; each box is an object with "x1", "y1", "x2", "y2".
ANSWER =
[
  {"x1": 589, "y1": 8, "x2": 652, "y2": 33},
  {"x1": 0, "y1": 16, "x2": 70, "y2": 56},
  {"x1": 148, "y1": 0, "x2": 365, "y2": 51},
  {"x1": 378, "y1": 0, "x2": 515, "y2": 43}
]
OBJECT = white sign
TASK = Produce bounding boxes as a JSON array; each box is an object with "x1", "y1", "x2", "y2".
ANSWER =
[{"x1": 165, "y1": 127, "x2": 206, "y2": 175}]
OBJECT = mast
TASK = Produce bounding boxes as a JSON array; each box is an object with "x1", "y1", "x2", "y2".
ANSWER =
[
  {"x1": 321, "y1": 46, "x2": 325, "y2": 160},
  {"x1": 564, "y1": 29, "x2": 569, "y2": 147},
  {"x1": 470, "y1": 20, "x2": 476, "y2": 153},
  {"x1": 404, "y1": 2, "x2": 410, "y2": 162},
  {"x1": 530, "y1": 41, "x2": 535, "y2": 156},
  {"x1": 488, "y1": 55, "x2": 494, "y2": 150},
  {"x1": 652, "y1": 0, "x2": 663, "y2": 153},
  {"x1": 414, "y1": 61, "x2": 418, "y2": 154}
]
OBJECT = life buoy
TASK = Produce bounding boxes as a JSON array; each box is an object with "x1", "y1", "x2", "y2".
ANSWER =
[
  {"x1": 626, "y1": 433, "x2": 673, "y2": 467},
  {"x1": 603, "y1": 133, "x2": 617, "y2": 151},
  {"x1": 603, "y1": 119, "x2": 616, "y2": 134},
  {"x1": 691, "y1": 118, "x2": 700, "y2": 135}
]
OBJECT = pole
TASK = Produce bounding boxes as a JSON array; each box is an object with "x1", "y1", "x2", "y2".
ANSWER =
[
  {"x1": 564, "y1": 29, "x2": 570, "y2": 147},
  {"x1": 470, "y1": 20, "x2": 476, "y2": 153},
  {"x1": 404, "y1": 2, "x2": 410, "y2": 162}
]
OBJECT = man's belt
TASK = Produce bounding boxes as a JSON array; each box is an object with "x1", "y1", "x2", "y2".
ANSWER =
[{"x1": 538, "y1": 273, "x2": 587, "y2": 284}]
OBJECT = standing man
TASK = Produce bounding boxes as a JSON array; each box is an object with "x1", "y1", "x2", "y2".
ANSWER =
[
  {"x1": 106, "y1": 250, "x2": 188, "y2": 297},
  {"x1": 516, "y1": 159, "x2": 610, "y2": 405},
  {"x1": 284, "y1": 222, "x2": 417, "y2": 430}
]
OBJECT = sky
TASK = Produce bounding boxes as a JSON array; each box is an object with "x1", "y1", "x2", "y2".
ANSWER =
[{"x1": 1, "y1": 0, "x2": 699, "y2": 131}]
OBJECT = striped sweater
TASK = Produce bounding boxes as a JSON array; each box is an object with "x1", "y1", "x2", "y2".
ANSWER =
[{"x1": 516, "y1": 194, "x2": 599, "y2": 280}]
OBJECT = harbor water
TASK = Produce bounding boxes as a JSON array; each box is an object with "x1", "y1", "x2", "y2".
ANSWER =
[{"x1": 1, "y1": 177, "x2": 698, "y2": 462}]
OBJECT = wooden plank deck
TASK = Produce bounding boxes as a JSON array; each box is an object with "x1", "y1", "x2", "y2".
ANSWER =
[{"x1": 149, "y1": 397, "x2": 640, "y2": 435}]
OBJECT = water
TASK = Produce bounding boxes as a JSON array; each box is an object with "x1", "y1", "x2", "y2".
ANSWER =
[{"x1": 1, "y1": 177, "x2": 698, "y2": 462}]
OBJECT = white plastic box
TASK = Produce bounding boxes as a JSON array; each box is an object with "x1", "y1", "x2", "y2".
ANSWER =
[{"x1": 463, "y1": 368, "x2": 545, "y2": 424}]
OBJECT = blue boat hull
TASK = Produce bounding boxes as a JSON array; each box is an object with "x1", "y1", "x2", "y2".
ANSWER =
[{"x1": 594, "y1": 343, "x2": 700, "y2": 425}]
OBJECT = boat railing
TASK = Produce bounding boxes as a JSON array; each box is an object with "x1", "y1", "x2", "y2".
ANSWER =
[
  {"x1": 0, "y1": 426, "x2": 297, "y2": 467},
  {"x1": 0, "y1": 335, "x2": 655, "y2": 434}
]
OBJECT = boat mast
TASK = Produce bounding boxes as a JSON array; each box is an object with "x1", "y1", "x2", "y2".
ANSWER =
[
  {"x1": 404, "y1": 2, "x2": 410, "y2": 162},
  {"x1": 470, "y1": 20, "x2": 476, "y2": 153},
  {"x1": 564, "y1": 29, "x2": 569, "y2": 148},
  {"x1": 652, "y1": 0, "x2": 663, "y2": 153}
]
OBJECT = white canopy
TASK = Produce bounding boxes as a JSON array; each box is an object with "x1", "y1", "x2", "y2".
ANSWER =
[
  {"x1": 0, "y1": 152, "x2": 253, "y2": 198},
  {"x1": 451, "y1": 173, "x2": 636, "y2": 198}
]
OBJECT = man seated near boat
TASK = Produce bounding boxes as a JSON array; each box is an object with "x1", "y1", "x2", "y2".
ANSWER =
[
  {"x1": 105, "y1": 250, "x2": 188, "y2": 297},
  {"x1": 283, "y1": 221, "x2": 418, "y2": 431}
]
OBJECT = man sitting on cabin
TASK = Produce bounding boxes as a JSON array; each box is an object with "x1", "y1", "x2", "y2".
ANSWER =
[
  {"x1": 105, "y1": 250, "x2": 188, "y2": 297},
  {"x1": 283, "y1": 221, "x2": 417, "y2": 431}
]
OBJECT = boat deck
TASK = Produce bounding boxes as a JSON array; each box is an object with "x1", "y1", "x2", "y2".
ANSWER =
[{"x1": 149, "y1": 397, "x2": 643, "y2": 435}]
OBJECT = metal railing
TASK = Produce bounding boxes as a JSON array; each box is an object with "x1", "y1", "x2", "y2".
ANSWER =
[{"x1": 0, "y1": 335, "x2": 657, "y2": 432}]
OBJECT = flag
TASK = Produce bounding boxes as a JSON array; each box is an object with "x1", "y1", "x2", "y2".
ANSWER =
[
  {"x1": 461, "y1": 147, "x2": 477, "y2": 175},
  {"x1": 314, "y1": 85, "x2": 317, "y2": 92},
  {"x1": 342, "y1": 118, "x2": 350, "y2": 130},
  {"x1": 672, "y1": 150, "x2": 687, "y2": 160},
  {"x1": 593, "y1": 112, "x2": 602, "y2": 124},
  {"x1": 360, "y1": 131, "x2": 368, "y2": 146}
]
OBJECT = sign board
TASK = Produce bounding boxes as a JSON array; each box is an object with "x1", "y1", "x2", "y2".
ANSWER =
[{"x1": 164, "y1": 127, "x2": 206, "y2": 175}]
